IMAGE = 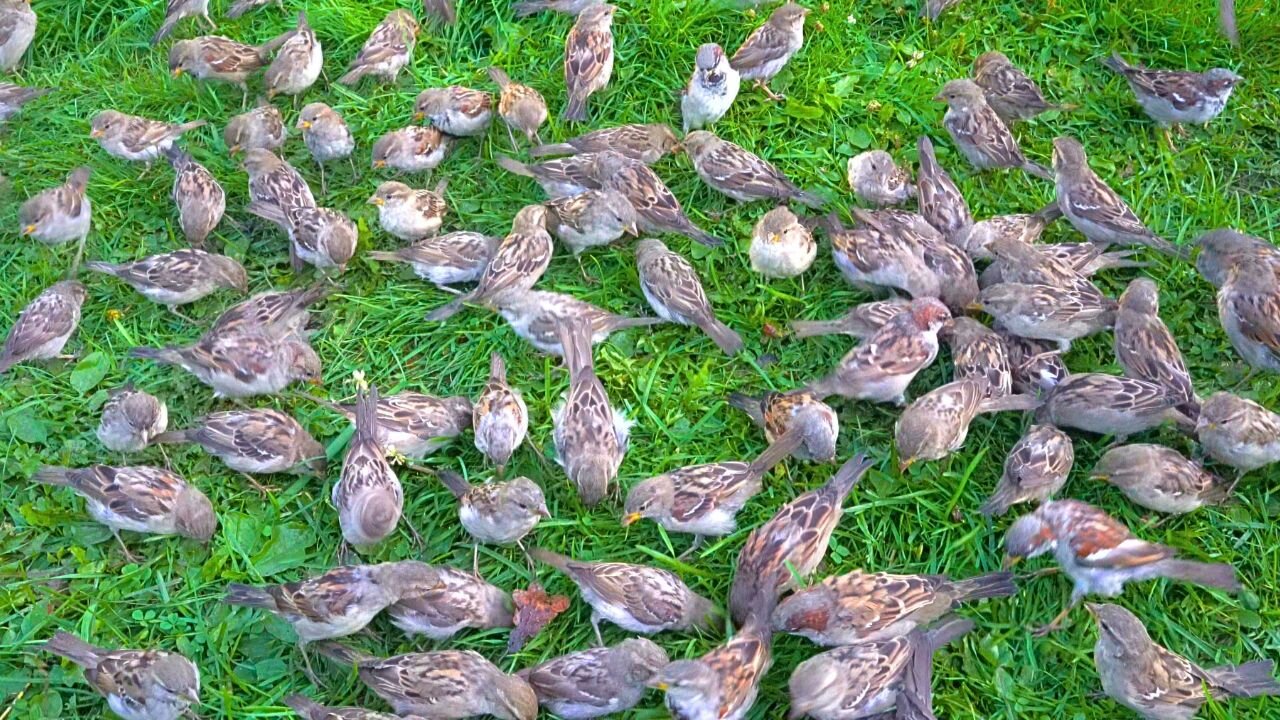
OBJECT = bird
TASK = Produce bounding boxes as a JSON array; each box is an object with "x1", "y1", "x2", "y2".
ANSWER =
[
  {"x1": 943, "y1": 316, "x2": 1013, "y2": 398},
  {"x1": 650, "y1": 619, "x2": 772, "y2": 720},
  {"x1": 168, "y1": 35, "x2": 284, "y2": 98},
  {"x1": 846, "y1": 150, "x2": 915, "y2": 207},
  {"x1": 370, "y1": 125, "x2": 452, "y2": 175},
  {"x1": 1196, "y1": 391, "x2": 1280, "y2": 477},
  {"x1": 225, "y1": 0, "x2": 277, "y2": 19},
  {"x1": 920, "y1": 0, "x2": 963, "y2": 20},
  {"x1": 332, "y1": 384, "x2": 404, "y2": 555},
  {"x1": 562, "y1": 4, "x2": 616, "y2": 121},
  {"x1": 265, "y1": 12, "x2": 322, "y2": 100},
  {"x1": 916, "y1": 134, "x2": 973, "y2": 243},
  {"x1": 1092, "y1": 444, "x2": 1230, "y2": 515},
  {"x1": 97, "y1": 385, "x2": 168, "y2": 454},
  {"x1": 1114, "y1": 278, "x2": 1200, "y2": 417},
  {"x1": 368, "y1": 179, "x2": 448, "y2": 241},
  {"x1": 935, "y1": 78, "x2": 1051, "y2": 179},
  {"x1": 473, "y1": 352, "x2": 529, "y2": 472},
  {"x1": 727, "y1": 389, "x2": 838, "y2": 462},
  {"x1": 152, "y1": 0, "x2": 214, "y2": 46},
  {"x1": 164, "y1": 147, "x2": 224, "y2": 247},
  {"x1": 322, "y1": 390, "x2": 473, "y2": 460},
  {"x1": 0, "y1": 0, "x2": 37, "y2": 71},
  {"x1": 1216, "y1": 262, "x2": 1280, "y2": 374},
  {"x1": 18, "y1": 166, "x2": 92, "y2": 268},
  {"x1": 529, "y1": 123, "x2": 679, "y2": 164},
  {"x1": 204, "y1": 284, "x2": 329, "y2": 341},
  {"x1": 338, "y1": 9, "x2": 418, "y2": 85},
  {"x1": 296, "y1": 103, "x2": 355, "y2": 194},
  {"x1": 490, "y1": 66, "x2": 548, "y2": 150},
  {"x1": 90, "y1": 111, "x2": 206, "y2": 165},
  {"x1": 1035, "y1": 373, "x2": 1194, "y2": 441},
  {"x1": 590, "y1": 151, "x2": 725, "y2": 247},
  {"x1": 422, "y1": 0, "x2": 457, "y2": 25},
  {"x1": 248, "y1": 203, "x2": 357, "y2": 275},
  {"x1": 961, "y1": 211, "x2": 1053, "y2": 261},
  {"x1": 241, "y1": 147, "x2": 315, "y2": 220},
  {"x1": 895, "y1": 377, "x2": 1040, "y2": 470},
  {"x1": 981, "y1": 423, "x2": 1073, "y2": 517},
  {"x1": 518, "y1": 638, "x2": 669, "y2": 720},
  {"x1": 544, "y1": 188, "x2": 639, "y2": 256},
  {"x1": 153, "y1": 408, "x2": 325, "y2": 485},
  {"x1": 1103, "y1": 52, "x2": 1242, "y2": 147},
  {"x1": 44, "y1": 631, "x2": 201, "y2": 720},
  {"x1": 1005, "y1": 333, "x2": 1070, "y2": 396},
  {"x1": 976, "y1": 282, "x2": 1116, "y2": 352},
  {"x1": 749, "y1": 205, "x2": 816, "y2": 278},
  {"x1": 552, "y1": 317, "x2": 631, "y2": 506},
  {"x1": 496, "y1": 152, "x2": 602, "y2": 198},
  {"x1": 86, "y1": 248, "x2": 247, "y2": 317},
  {"x1": 129, "y1": 329, "x2": 321, "y2": 399},
  {"x1": 1194, "y1": 228, "x2": 1280, "y2": 289},
  {"x1": 495, "y1": 289, "x2": 665, "y2": 356},
  {"x1": 0, "y1": 82, "x2": 51, "y2": 123},
  {"x1": 972, "y1": 51, "x2": 1066, "y2": 123},
  {"x1": 367, "y1": 231, "x2": 500, "y2": 290},
  {"x1": 514, "y1": 0, "x2": 602, "y2": 17},
  {"x1": 682, "y1": 130, "x2": 823, "y2": 206},
  {"x1": 426, "y1": 204, "x2": 553, "y2": 322},
  {"x1": 223, "y1": 102, "x2": 286, "y2": 155},
  {"x1": 437, "y1": 469, "x2": 548, "y2": 570},
  {"x1": 386, "y1": 565, "x2": 514, "y2": 640},
  {"x1": 635, "y1": 237, "x2": 742, "y2": 354},
  {"x1": 729, "y1": 2, "x2": 810, "y2": 101},
  {"x1": 682, "y1": 42, "x2": 740, "y2": 133},
  {"x1": 0, "y1": 280, "x2": 87, "y2": 375},
  {"x1": 283, "y1": 695, "x2": 409, "y2": 720},
  {"x1": 788, "y1": 298, "x2": 910, "y2": 340},
  {"x1": 413, "y1": 85, "x2": 494, "y2": 137}
]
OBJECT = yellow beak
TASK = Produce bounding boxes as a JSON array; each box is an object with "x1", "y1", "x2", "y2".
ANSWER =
[
  {"x1": 768, "y1": 232, "x2": 780, "y2": 244},
  {"x1": 171, "y1": 67, "x2": 185, "y2": 78},
  {"x1": 413, "y1": 111, "x2": 426, "y2": 122},
  {"x1": 368, "y1": 197, "x2": 384, "y2": 206},
  {"x1": 22, "y1": 224, "x2": 37, "y2": 235},
  {"x1": 373, "y1": 159, "x2": 387, "y2": 169},
  {"x1": 965, "y1": 302, "x2": 984, "y2": 313},
  {"x1": 298, "y1": 120, "x2": 312, "y2": 130},
  {"x1": 1002, "y1": 555, "x2": 1021, "y2": 571},
  {"x1": 228, "y1": 145, "x2": 241, "y2": 156},
  {"x1": 90, "y1": 128, "x2": 104, "y2": 138},
  {"x1": 898, "y1": 457, "x2": 916, "y2": 472},
  {"x1": 621, "y1": 512, "x2": 642, "y2": 527}
]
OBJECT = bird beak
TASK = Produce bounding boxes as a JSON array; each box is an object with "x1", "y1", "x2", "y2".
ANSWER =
[
  {"x1": 965, "y1": 302, "x2": 984, "y2": 313},
  {"x1": 898, "y1": 457, "x2": 915, "y2": 473},
  {"x1": 621, "y1": 512, "x2": 642, "y2": 527},
  {"x1": 308, "y1": 377, "x2": 323, "y2": 386},
  {"x1": 413, "y1": 111, "x2": 426, "y2": 122},
  {"x1": 1090, "y1": 473, "x2": 1107, "y2": 482},
  {"x1": 368, "y1": 196, "x2": 384, "y2": 206},
  {"x1": 22, "y1": 224, "x2": 36, "y2": 235},
  {"x1": 1084, "y1": 603, "x2": 1101, "y2": 617},
  {"x1": 537, "y1": 506, "x2": 551, "y2": 519},
  {"x1": 373, "y1": 160, "x2": 387, "y2": 169},
  {"x1": 267, "y1": 89, "x2": 277, "y2": 100},
  {"x1": 1002, "y1": 555, "x2": 1021, "y2": 571},
  {"x1": 671, "y1": 143, "x2": 684, "y2": 154},
  {"x1": 647, "y1": 679, "x2": 669, "y2": 690},
  {"x1": 298, "y1": 120, "x2": 312, "y2": 130},
  {"x1": 768, "y1": 232, "x2": 780, "y2": 244},
  {"x1": 932, "y1": 93, "x2": 946, "y2": 102},
  {"x1": 184, "y1": 688, "x2": 200, "y2": 704},
  {"x1": 90, "y1": 128, "x2": 104, "y2": 138},
  {"x1": 228, "y1": 145, "x2": 241, "y2": 156},
  {"x1": 171, "y1": 68, "x2": 184, "y2": 78},
  {"x1": 625, "y1": 222, "x2": 639, "y2": 237}
]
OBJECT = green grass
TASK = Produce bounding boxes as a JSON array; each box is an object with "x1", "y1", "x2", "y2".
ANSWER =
[{"x1": 2, "y1": 0, "x2": 1279, "y2": 717}]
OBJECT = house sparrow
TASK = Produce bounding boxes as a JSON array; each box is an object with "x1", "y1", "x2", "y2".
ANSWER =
[
  {"x1": 514, "y1": 0, "x2": 602, "y2": 17},
  {"x1": 422, "y1": 0, "x2": 457, "y2": 25},
  {"x1": 544, "y1": 188, "x2": 639, "y2": 254},
  {"x1": 265, "y1": 12, "x2": 322, "y2": 100},
  {"x1": 519, "y1": 638, "x2": 668, "y2": 720},
  {"x1": 489, "y1": 66, "x2": 548, "y2": 149},
  {"x1": 727, "y1": 389, "x2": 838, "y2": 462},
  {"x1": 164, "y1": 147, "x2": 224, "y2": 248},
  {"x1": 1036, "y1": 373, "x2": 1195, "y2": 440},
  {"x1": 787, "y1": 618, "x2": 973, "y2": 720},
  {"x1": 1196, "y1": 391, "x2": 1280, "y2": 476},
  {"x1": 19, "y1": 166, "x2": 92, "y2": 266},
  {"x1": 552, "y1": 317, "x2": 631, "y2": 506},
  {"x1": 1093, "y1": 444, "x2": 1230, "y2": 515},
  {"x1": 729, "y1": 454, "x2": 874, "y2": 624},
  {"x1": 1103, "y1": 53, "x2": 1242, "y2": 137},
  {"x1": 97, "y1": 385, "x2": 168, "y2": 454},
  {"x1": 846, "y1": 150, "x2": 915, "y2": 207},
  {"x1": 1004, "y1": 332, "x2": 1070, "y2": 395},
  {"x1": 338, "y1": 9, "x2": 418, "y2": 85},
  {"x1": 896, "y1": 377, "x2": 1039, "y2": 470},
  {"x1": 249, "y1": 203, "x2": 357, "y2": 274},
  {"x1": 591, "y1": 151, "x2": 725, "y2": 247},
  {"x1": 981, "y1": 423, "x2": 1073, "y2": 517},
  {"x1": 806, "y1": 297, "x2": 951, "y2": 405},
  {"x1": 412, "y1": 85, "x2": 493, "y2": 136},
  {"x1": 1052, "y1": 136, "x2": 1186, "y2": 257},
  {"x1": 730, "y1": 2, "x2": 809, "y2": 101},
  {"x1": 916, "y1": 134, "x2": 973, "y2": 243},
  {"x1": 635, "y1": 237, "x2": 741, "y2": 354},
  {"x1": 972, "y1": 51, "x2": 1065, "y2": 123},
  {"x1": 562, "y1": 3, "x2": 616, "y2": 121},
  {"x1": 152, "y1": 0, "x2": 214, "y2": 46},
  {"x1": 438, "y1": 470, "x2": 548, "y2": 549},
  {"x1": 981, "y1": 242, "x2": 1144, "y2": 288},
  {"x1": 935, "y1": 79, "x2": 1051, "y2": 180},
  {"x1": 223, "y1": 102, "x2": 286, "y2": 155},
  {"x1": 44, "y1": 631, "x2": 201, "y2": 720},
  {"x1": 920, "y1": 0, "x2": 963, "y2": 20},
  {"x1": 982, "y1": 234, "x2": 1105, "y2": 295},
  {"x1": 959, "y1": 211, "x2": 1051, "y2": 261},
  {"x1": 367, "y1": 232, "x2": 500, "y2": 289},
  {"x1": 495, "y1": 289, "x2": 664, "y2": 356},
  {"x1": 129, "y1": 329, "x2": 321, "y2": 398},
  {"x1": 332, "y1": 384, "x2": 403, "y2": 552},
  {"x1": 789, "y1": 298, "x2": 910, "y2": 339},
  {"x1": 529, "y1": 123, "x2": 679, "y2": 164},
  {"x1": 90, "y1": 111, "x2": 206, "y2": 164},
  {"x1": 1194, "y1": 228, "x2": 1280, "y2": 289},
  {"x1": 0, "y1": 0, "x2": 36, "y2": 71},
  {"x1": 773, "y1": 569, "x2": 1013, "y2": 646},
  {"x1": 368, "y1": 179, "x2": 448, "y2": 241},
  {"x1": 682, "y1": 130, "x2": 823, "y2": 207},
  {"x1": 650, "y1": 621, "x2": 772, "y2": 720},
  {"x1": 977, "y1": 283, "x2": 1116, "y2": 352},
  {"x1": 944, "y1": 316, "x2": 1013, "y2": 398},
  {"x1": 826, "y1": 209, "x2": 973, "y2": 311},
  {"x1": 496, "y1": 153, "x2": 601, "y2": 199},
  {"x1": 0, "y1": 280, "x2": 87, "y2": 375},
  {"x1": 682, "y1": 42, "x2": 740, "y2": 133},
  {"x1": 225, "y1": 0, "x2": 274, "y2": 18},
  {"x1": 1004, "y1": 498, "x2": 1240, "y2": 633},
  {"x1": 33, "y1": 465, "x2": 216, "y2": 556},
  {"x1": 386, "y1": 566, "x2": 514, "y2": 640},
  {"x1": 426, "y1": 204, "x2": 552, "y2": 321},
  {"x1": 1115, "y1": 278, "x2": 1199, "y2": 417},
  {"x1": 530, "y1": 547, "x2": 718, "y2": 643},
  {"x1": 242, "y1": 147, "x2": 315, "y2": 220},
  {"x1": 168, "y1": 35, "x2": 283, "y2": 96},
  {"x1": 205, "y1": 284, "x2": 329, "y2": 340},
  {"x1": 315, "y1": 644, "x2": 538, "y2": 720},
  {"x1": 1216, "y1": 262, "x2": 1280, "y2": 373},
  {"x1": 748, "y1": 205, "x2": 815, "y2": 278},
  {"x1": 474, "y1": 352, "x2": 529, "y2": 470},
  {"x1": 283, "y1": 695, "x2": 408, "y2": 720},
  {"x1": 86, "y1": 248, "x2": 247, "y2": 313},
  {"x1": 1089, "y1": 602, "x2": 1280, "y2": 719},
  {"x1": 153, "y1": 408, "x2": 325, "y2": 476},
  {"x1": 327, "y1": 391, "x2": 473, "y2": 460},
  {"x1": 0, "y1": 83, "x2": 51, "y2": 123},
  {"x1": 296, "y1": 103, "x2": 355, "y2": 193},
  {"x1": 371, "y1": 125, "x2": 452, "y2": 174}
]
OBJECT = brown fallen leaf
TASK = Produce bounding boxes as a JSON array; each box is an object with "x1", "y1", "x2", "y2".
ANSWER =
[{"x1": 507, "y1": 583, "x2": 571, "y2": 654}]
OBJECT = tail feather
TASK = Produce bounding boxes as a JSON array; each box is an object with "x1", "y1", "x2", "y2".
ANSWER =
[
  {"x1": 1211, "y1": 660, "x2": 1280, "y2": 698},
  {"x1": 313, "y1": 641, "x2": 374, "y2": 665},
  {"x1": 425, "y1": 297, "x2": 464, "y2": 321},
  {"x1": 32, "y1": 466, "x2": 76, "y2": 487},
  {"x1": 175, "y1": 120, "x2": 208, "y2": 135},
  {"x1": 129, "y1": 346, "x2": 183, "y2": 365},
  {"x1": 978, "y1": 393, "x2": 1042, "y2": 414},
  {"x1": 556, "y1": 316, "x2": 596, "y2": 378},
  {"x1": 726, "y1": 392, "x2": 765, "y2": 426},
  {"x1": 83, "y1": 261, "x2": 121, "y2": 276},
  {"x1": 979, "y1": 481, "x2": 1019, "y2": 518},
  {"x1": 528, "y1": 142, "x2": 576, "y2": 158},
  {"x1": 354, "y1": 384, "x2": 381, "y2": 444},
  {"x1": 226, "y1": 0, "x2": 259, "y2": 19},
  {"x1": 685, "y1": 225, "x2": 726, "y2": 248},
  {"x1": 528, "y1": 546, "x2": 573, "y2": 573},
  {"x1": 495, "y1": 154, "x2": 533, "y2": 177},
  {"x1": 791, "y1": 189, "x2": 825, "y2": 208},
  {"x1": 1220, "y1": 0, "x2": 1238, "y2": 45},
  {"x1": 825, "y1": 454, "x2": 873, "y2": 501},
  {"x1": 748, "y1": 427, "x2": 803, "y2": 474},
  {"x1": 512, "y1": 0, "x2": 547, "y2": 17},
  {"x1": 922, "y1": 616, "x2": 974, "y2": 654},
  {"x1": 44, "y1": 631, "x2": 104, "y2": 667},
  {"x1": 946, "y1": 572, "x2": 1018, "y2": 604},
  {"x1": 488, "y1": 352, "x2": 508, "y2": 383},
  {"x1": 337, "y1": 67, "x2": 367, "y2": 86},
  {"x1": 150, "y1": 17, "x2": 179, "y2": 46},
  {"x1": 1101, "y1": 52, "x2": 1133, "y2": 76},
  {"x1": 282, "y1": 695, "x2": 325, "y2": 719},
  {"x1": 245, "y1": 200, "x2": 289, "y2": 230},
  {"x1": 223, "y1": 583, "x2": 278, "y2": 610},
  {"x1": 1022, "y1": 161, "x2": 1053, "y2": 181},
  {"x1": 1157, "y1": 559, "x2": 1240, "y2": 593},
  {"x1": 562, "y1": 95, "x2": 588, "y2": 122},
  {"x1": 437, "y1": 470, "x2": 471, "y2": 499},
  {"x1": 789, "y1": 319, "x2": 845, "y2": 339},
  {"x1": 423, "y1": 0, "x2": 458, "y2": 25},
  {"x1": 365, "y1": 250, "x2": 408, "y2": 264},
  {"x1": 700, "y1": 318, "x2": 743, "y2": 356},
  {"x1": 151, "y1": 430, "x2": 193, "y2": 445},
  {"x1": 605, "y1": 315, "x2": 665, "y2": 333},
  {"x1": 487, "y1": 67, "x2": 512, "y2": 89}
]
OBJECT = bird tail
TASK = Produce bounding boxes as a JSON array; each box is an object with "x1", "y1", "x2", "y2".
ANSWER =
[
  {"x1": 608, "y1": 315, "x2": 665, "y2": 332},
  {"x1": 726, "y1": 392, "x2": 765, "y2": 426},
  {"x1": 699, "y1": 318, "x2": 743, "y2": 356},
  {"x1": 151, "y1": 430, "x2": 193, "y2": 445},
  {"x1": 150, "y1": 16, "x2": 179, "y2": 46},
  {"x1": 283, "y1": 695, "x2": 325, "y2": 718},
  {"x1": 365, "y1": 250, "x2": 409, "y2": 264},
  {"x1": 175, "y1": 120, "x2": 208, "y2": 135},
  {"x1": 226, "y1": 0, "x2": 258, "y2": 18},
  {"x1": 978, "y1": 393, "x2": 1042, "y2": 414},
  {"x1": 684, "y1": 225, "x2": 726, "y2": 248},
  {"x1": 1149, "y1": 236, "x2": 1192, "y2": 260},
  {"x1": 512, "y1": 0, "x2": 549, "y2": 17},
  {"x1": 128, "y1": 346, "x2": 184, "y2": 366},
  {"x1": 979, "y1": 482, "x2": 1020, "y2": 518},
  {"x1": 487, "y1": 66, "x2": 512, "y2": 89},
  {"x1": 528, "y1": 546, "x2": 573, "y2": 573},
  {"x1": 788, "y1": 318, "x2": 846, "y2": 339},
  {"x1": 223, "y1": 583, "x2": 278, "y2": 610},
  {"x1": 44, "y1": 631, "x2": 104, "y2": 667},
  {"x1": 83, "y1": 261, "x2": 121, "y2": 277},
  {"x1": 562, "y1": 95, "x2": 589, "y2": 122},
  {"x1": 437, "y1": 470, "x2": 471, "y2": 499},
  {"x1": 495, "y1": 154, "x2": 533, "y2": 177},
  {"x1": 163, "y1": 144, "x2": 193, "y2": 168},
  {"x1": 528, "y1": 142, "x2": 576, "y2": 158},
  {"x1": 312, "y1": 641, "x2": 375, "y2": 666},
  {"x1": 791, "y1": 189, "x2": 826, "y2": 208},
  {"x1": 897, "y1": 617, "x2": 974, "y2": 720},
  {"x1": 245, "y1": 200, "x2": 290, "y2": 230},
  {"x1": 748, "y1": 426, "x2": 804, "y2": 475},
  {"x1": 556, "y1": 316, "x2": 596, "y2": 378},
  {"x1": 1091, "y1": 249, "x2": 1149, "y2": 273},
  {"x1": 337, "y1": 67, "x2": 367, "y2": 86},
  {"x1": 1211, "y1": 661, "x2": 1280, "y2": 698},
  {"x1": 825, "y1": 454, "x2": 873, "y2": 501},
  {"x1": 354, "y1": 384, "x2": 381, "y2": 445},
  {"x1": 1157, "y1": 559, "x2": 1241, "y2": 593},
  {"x1": 425, "y1": 297, "x2": 465, "y2": 321},
  {"x1": 1022, "y1": 160, "x2": 1053, "y2": 181},
  {"x1": 1220, "y1": 0, "x2": 1239, "y2": 45},
  {"x1": 946, "y1": 572, "x2": 1018, "y2": 604},
  {"x1": 423, "y1": 0, "x2": 458, "y2": 25},
  {"x1": 1101, "y1": 52, "x2": 1134, "y2": 76},
  {"x1": 31, "y1": 466, "x2": 75, "y2": 487}
]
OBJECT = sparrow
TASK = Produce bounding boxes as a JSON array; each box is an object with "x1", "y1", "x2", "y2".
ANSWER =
[
  {"x1": 338, "y1": 9, "x2": 418, "y2": 85},
  {"x1": 473, "y1": 352, "x2": 529, "y2": 471},
  {"x1": 296, "y1": 103, "x2": 355, "y2": 193},
  {"x1": 1036, "y1": 373, "x2": 1195, "y2": 441},
  {"x1": 1216, "y1": 262, "x2": 1280, "y2": 373},
  {"x1": 164, "y1": 147, "x2": 224, "y2": 248},
  {"x1": 265, "y1": 12, "x2": 322, "y2": 100},
  {"x1": 529, "y1": 547, "x2": 718, "y2": 643},
  {"x1": 333, "y1": 385, "x2": 403, "y2": 552},
  {"x1": 248, "y1": 203, "x2": 357, "y2": 274},
  {"x1": 935, "y1": 79, "x2": 1051, "y2": 180},
  {"x1": 916, "y1": 134, "x2": 973, "y2": 243},
  {"x1": 682, "y1": 42, "x2": 740, "y2": 133},
  {"x1": 97, "y1": 385, "x2": 168, "y2": 454},
  {"x1": 519, "y1": 638, "x2": 668, "y2": 720},
  {"x1": 650, "y1": 621, "x2": 772, "y2": 720},
  {"x1": 1004, "y1": 498, "x2": 1240, "y2": 633},
  {"x1": 635, "y1": 237, "x2": 741, "y2": 354},
  {"x1": 977, "y1": 282, "x2": 1116, "y2": 352},
  {"x1": 544, "y1": 188, "x2": 639, "y2": 255},
  {"x1": 959, "y1": 210, "x2": 1051, "y2": 261},
  {"x1": 681, "y1": 130, "x2": 824, "y2": 206},
  {"x1": 44, "y1": 631, "x2": 201, "y2": 720},
  {"x1": 981, "y1": 241, "x2": 1143, "y2": 287},
  {"x1": 562, "y1": 3, "x2": 616, "y2": 121},
  {"x1": 1004, "y1": 332, "x2": 1070, "y2": 395},
  {"x1": 0, "y1": 280, "x2": 87, "y2": 375},
  {"x1": 495, "y1": 289, "x2": 664, "y2": 356},
  {"x1": 826, "y1": 209, "x2": 974, "y2": 311},
  {"x1": 168, "y1": 35, "x2": 283, "y2": 96},
  {"x1": 223, "y1": 102, "x2": 286, "y2": 155},
  {"x1": 1194, "y1": 228, "x2": 1280, "y2": 289},
  {"x1": 0, "y1": 0, "x2": 36, "y2": 71},
  {"x1": 326, "y1": 391, "x2": 473, "y2": 460},
  {"x1": 1221, "y1": 0, "x2": 1238, "y2": 45},
  {"x1": 489, "y1": 66, "x2": 548, "y2": 149},
  {"x1": 846, "y1": 150, "x2": 916, "y2": 207},
  {"x1": 242, "y1": 147, "x2": 316, "y2": 221},
  {"x1": 787, "y1": 618, "x2": 973, "y2": 720},
  {"x1": 1093, "y1": 444, "x2": 1230, "y2": 515},
  {"x1": 18, "y1": 166, "x2": 92, "y2": 265},
  {"x1": 368, "y1": 180, "x2": 448, "y2": 241},
  {"x1": 0, "y1": 83, "x2": 51, "y2": 123},
  {"x1": 729, "y1": 454, "x2": 874, "y2": 624},
  {"x1": 386, "y1": 566, "x2": 514, "y2": 640},
  {"x1": 496, "y1": 152, "x2": 602, "y2": 199},
  {"x1": 788, "y1": 298, "x2": 910, "y2": 340},
  {"x1": 896, "y1": 377, "x2": 1039, "y2": 470},
  {"x1": 1103, "y1": 53, "x2": 1242, "y2": 137},
  {"x1": 981, "y1": 423, "x2": 1073, "y2": 517},
  {"x1": 422, "y1": 0, "x2": 457, "y2": 25},
  {"x1": 1115, "y1": 278, "x2": 1199, "y2": 417},
  {"x1": 514, "y1": 0, "x2": 602, "y2": 17},
  {"x1": 438, "y1": 470, "x2": 548, "y2": 549},
  {"x1": 591, "y1": 151, "x2": 726, "y2": 246},
  {"x1": 982, "y1": 234, "x2": 1105, "y2": 294},
  {"x1": 129, "y1": 329, "x2": 322, "y2": 398},
  {"x1": 371, "y1": 125, "x2": 452, "y2": 174},
  {"x1": 806, "y1": 297, "x2": 951, "y2": 405},
  {"x1": 205, "y1": 284, "x2": 329, "y2": 340},
  {"x1": 727, "y1": 389, "x2": 839, "y2": 462},
  {"x1": 283, "y1": 695, "x2": 409, "y2": 720},
  {"x1": 552, "y1": 317, "x2": 631, "y2": 506},
  {"x1": 225, "y1": 0, "x2": 274, "y2": 19},
  {"x1": 85, "y1": 248, "x2": 247, "y2": 314},
  {"x1": 1088, "y1": 602, "x2": 1280, "y2": 720},
  {"x1": 90, "y1": 111, "x2": 206, "y2": 165},
  {"x1": 749, "y1": 205, "x2": 815, "y2": 278},
  {"x1": 152, "y1": 0, "x2": 214, "y2": 46},
  {"x1": 33, "y1": 465, "x2": 217, "y2": 557},
  {"x1": 412, "y1": 85, "x2": 493, "y2": 137},
  {"x1": 529, "y1": 123, "x2": 679, "y2": 164},
  {"x1": 426, "y1": 204, "x2": 552, "y2": 321},
  {"x1": 921, "y1": 0, "x2": 963, "y2": 20},
  {"x1": 315, "y1": 644, "x2": 538, "y2": 720},
  {"x1": 943, "y1": 316, "x2": 1013, "y2": 398},
  {"x1": 1196, "y1": 391, "x2": 1280, "y2": 477},
  {"x1": 773, "y1": 568, "x2": 1013, "y2": 646},
  {"x1": 367, "y1": 232, "x2": 500, "y2": 289},
  {"x1": 153, "y1": 408, "x2": 325, "y2": 476},
  {"x1": 1052, "y1": 136, "x2": 1186, "y2": 257},
  {"x1": 730, "y1": 2, "x2": 809, "y2": 101},
  {"x1": 972, "y1": 51, "x2": 1065, "y2": 123}
]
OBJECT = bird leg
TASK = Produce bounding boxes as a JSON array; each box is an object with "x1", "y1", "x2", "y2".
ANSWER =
[
  {"x1": 298, "y1": 640, "x2": 321, "y2": 686},
  {"x1": 590, "y1": 611, "x2": 605, "y2": 647},
  {"x1": 677, "y1": 535, "x2": 705, "y2": 560},
  {"x1": 517, "y1": 538, "x2": 536, "y2": 573},
  {"x1": 472, "y1": 543, "x2": 481, "y2": 578},
  {"x1": 754, "y1": 79, "x2": 785, "y2": 102},
  {"x1": 168, "y1": 305, "x2": 199, "y2": 324},
  {"x1": 404, "y1": 517, "x2": 425, "y2": 548},
  {"x1": 1032, "y1": 597, "x2": 1079, "y2": 637},
  {"x1": 239, "y1": 472, "x2": 276, "y2": 495},
  {"x1": 317, "y1": 162, "x2": 328, "y2": 196},
  {"x1": 336, "y1": 541, "x2": 353, "y2": 565},
  {"x1": 577, "y1": 256, "x2": 600, "y2": 285},
  {"x1": 70, "y1": 234, "x2": 88, "y2": 274},
  {"x1": 113, "y1": 531, "x2": 140, "y2": 564},
  {"x1": 506, "y1": 125, "x2": 520, "y2": 154},
  {"x1": 201, "y1": 12, "x2": 217, "y2": 31}
]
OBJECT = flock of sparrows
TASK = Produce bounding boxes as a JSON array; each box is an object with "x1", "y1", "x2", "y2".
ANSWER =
[{"x1": 4, "y1": 0, "x2": 1276, "y2": 718}]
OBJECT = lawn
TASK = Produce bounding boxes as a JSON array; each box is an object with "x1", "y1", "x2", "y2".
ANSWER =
[{"x1": 2, "y1": 0, "x2": 1278, "y2": 718}]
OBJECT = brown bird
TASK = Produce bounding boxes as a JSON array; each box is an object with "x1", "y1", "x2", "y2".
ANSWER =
[
  {"x1": 386, "y1": 566, "x2": 513, "y2": 640},
  {"x1": 473, "y1": 353, "x2": 529, "y2": 472},
  {"x1": 552, "y1": 317, "x2": 631, "y2": 507},
  {"x1": 635, "y1": 237, "x2": 741, "y2": 354},
  {"x1": 730, "y1": 2, "x2": 810, "y2": 101},
  {"x1": 426, "y1": 205, "x2": 552, "y2": 322},
  {"x1": 972, "y1": 51, "x2": 1066, "y2": 123},
  {"x1": 1114, "y1": 277, "x2": 1199, "y2": 418},
  {"x1": 562, "y1": 4, "x2": 616, "y2": 121},
  {"x1": 338, "y1": 9, "x2": 418, "y2": 85},
  {"x1": 650, "y1": 619, "x2": 772, "y2": 720},
  {"x1": 44, "y1": 631, "x2": 201, "y2": 720},
  {"x1": 1092, "y1": 444, "x2": 1231, "y2": 515},
  {"x1": 490, "y1": 66, "x2": 548, "y2": 150},
  {"x1": 0, "y1": 280, "x2": 87, "y2": 376},
  {"x1": 333, "y1": 384, "x2": 404, "y2": 554},
  {"x1": 529, "y1": 124, "x2": 679, "y2": 164},
  {"x1": 727, "y1": 389, "x2": 839, "y2": 462},
  {"x1": 981, "y1": 423, "x2": 1073, "y2": 517}
]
